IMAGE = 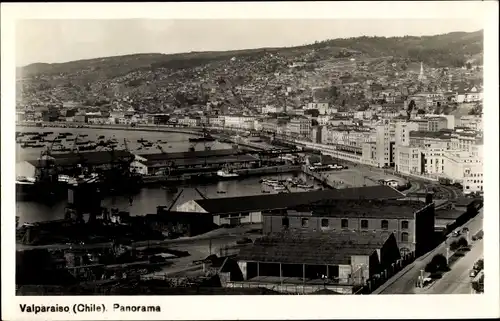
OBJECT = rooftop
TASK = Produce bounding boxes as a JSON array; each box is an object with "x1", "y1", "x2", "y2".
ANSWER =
[
  {"x1": 146, "y1": 154, "x2": 258, "y2": 167},
  {"x1": 29, "y1": 150, "x2": 134, "y2": 167},
  {"x1": 193, "y1": 185, "x2": 405, "y2": 214},
  {"x1": 298, "y1": 199, "x2": 429, "y2": 219},
  {"x1": 137, "y1": 148, "x2": 241, "y2": 161},
  {"x1": 409, "y1": 131, "x2": 452, "y2": 140},
  {"x1": 237, "y1": 231, "x2": 393, "y2": 265}
]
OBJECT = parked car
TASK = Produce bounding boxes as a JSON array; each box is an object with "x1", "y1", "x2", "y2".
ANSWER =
[{"x1": 470, "y1": 269, "x2": 479, "y2": 278}]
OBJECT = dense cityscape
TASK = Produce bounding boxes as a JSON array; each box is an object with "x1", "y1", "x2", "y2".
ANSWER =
[{"x1": 14, "y1": 28, "x2": 484, "y2": 296}]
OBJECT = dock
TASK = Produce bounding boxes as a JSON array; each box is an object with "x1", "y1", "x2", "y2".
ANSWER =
[{"x1": 301, "y1": 166, "x2": 336, "y2": 189}]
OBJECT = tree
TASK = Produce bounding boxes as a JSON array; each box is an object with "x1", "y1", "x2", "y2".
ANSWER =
[
  {"x1": 466, "y1": 62, "x2": 472, "y2": 70},
  {"x1": 471, "y1": 274, "x2": 484, "y2": 293},
  {"x1": 430, "y1": 254, "x2": 448, "y2": 272},
  {"x1": 476, "y1": 259, "x2": 484, "y2": 270},
  {"x1": 449, "y1": 240, "x2": 460, "y2": 251},
  {"x1": 417, "y1": 109, "x2": 426, "y2": 115},
  {"x1": 457, "y1": 237, "x2": 468, "y2": 248},
  {"x1": 425, "y1": 262, "x2": 437, "y2": 273}
]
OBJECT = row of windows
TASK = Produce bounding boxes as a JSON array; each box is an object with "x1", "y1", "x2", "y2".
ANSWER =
[
  {"x1": 294, "y1": 218, "x2": 410, "y2": 230},
  {"x1": 284, "y1": 218, "x2": 411, "y2": 242},
  {"x1": 469, "y1": 173, "x2": 483, "y2": 177}
]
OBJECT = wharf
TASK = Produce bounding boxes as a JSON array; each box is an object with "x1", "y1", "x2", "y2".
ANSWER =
[
  {"x1": 142, "y1": 165, "x2": 302, "y2": 184},
  {"x1": 301, "y1": 166, "x2": 336, "y2": 189}
]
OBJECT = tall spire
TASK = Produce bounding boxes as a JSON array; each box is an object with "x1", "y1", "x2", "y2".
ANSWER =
[{"x1": 418, "y1": 62, "x2": 426, "y2": 81}]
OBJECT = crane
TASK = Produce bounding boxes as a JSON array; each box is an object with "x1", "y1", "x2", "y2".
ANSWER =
[{"x1": 167, "y1": 189, "x2": 184, "y2": 211}]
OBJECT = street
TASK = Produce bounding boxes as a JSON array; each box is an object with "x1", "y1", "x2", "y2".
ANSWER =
[
  {"x1": 424, "y1": 239, "x2": 483, "y2": 294},
  {"x1": 374, "y1": 208, "x2": 483, "y2": 294}
]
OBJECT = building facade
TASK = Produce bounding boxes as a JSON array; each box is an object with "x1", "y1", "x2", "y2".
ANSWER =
[{"x1": 262, "y1": 199, "x2": 435, "y2": 256}]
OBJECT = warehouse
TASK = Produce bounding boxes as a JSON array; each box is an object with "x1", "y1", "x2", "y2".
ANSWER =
[
  {"x1": 176, "y1": 185, "x2": 406, "y2": 226},
  {"x1": 131, "y1": 149, "x2": 259, "y2": 175},
  {"x1": 262, "y1": 197, "x2": 435, "y2": 256},
  {"x1": 225, "y1": 231, "x2": 401, "y2": 294}
]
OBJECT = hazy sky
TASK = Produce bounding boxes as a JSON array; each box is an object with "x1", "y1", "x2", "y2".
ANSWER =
[{"x1": 16, "y1": 19, "x2": 484, "y2": 66}]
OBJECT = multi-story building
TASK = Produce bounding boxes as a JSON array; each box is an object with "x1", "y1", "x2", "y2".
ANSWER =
[
  {"x1": 409, "y1": 131, "x2": 452, "y2": 150},
  {"x1": 260, "y1": 118, "x2": 279, "y2": 134},
  {"x1": 262, "y1": 198, "x2": 435, "y2": 256},
  {"x1": 223, "y1": 115, "x2": 256, "y2": 130},
  {"x1": 427, "y1": 117, "x2": 449, "y2": 132},
  {"x1": 310, "y1": 126, "x2": 323, "y2": 144},
  {"x1": 442, "y1": 146, "x2": 483, "y2": 192},
  {"x1": 361, "y1": 142, "x2": 378, "y2": 167},
  {"x1": 424, "y1": 114, "x2": 455, "y2": 129},
  {"x1": 374, "y1": 119, "x2": 395, "y2": 167},
  {"x1": 421, "y1": 147, "x2": 446, "y2": 175},
  {"x1": 455, "y1": 87, "x2": 483, "y2": 103},
  {"x1": 459, "y1": 115, "x2": 483, "y2": 132},
  {"x1": 395, "y1": 121, "x2": 419, "y2": 148},
  {"x1": 395, "y1": 145, "x2": 422, "y2": 175},
  {"x1": 177, "y1": 116, "x2": 201, "y2": 127},
  {"x1": 321, "y1": 125, "x2": 373, "y2": 148},
  {"x1": 287, "y1": 117, "x2": 311, "y2": 138},
  {"x1": 304, "y1": 102, "x2": 332, "y2": 115},
  {"x1": 450, "y1": 129, "x2": 479, "y2": 152}
]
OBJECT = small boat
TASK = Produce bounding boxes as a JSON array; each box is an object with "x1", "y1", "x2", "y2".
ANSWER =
[
  {"x1": 98, "y1": 135, "x2": 105, "y2": 139},
  {"x1": 262, "y1": 179, "x2": 279, "y2": 184},
  {"x1": 297, "y1": 184, "x2": 314, "y2": 189},
  {"x1": 261, "y1": 190, "x2": 271, "y2": 194},
  {"x1": 137, "y1": 138, "x2": 148, "y2": 143},
  {"x1": 217, "y1": 169, "x2": 239, "y2": 179},
  {"x1": 216, "y1": 190, "x2": 227, "y2": 194},
  {"x1": 274, "y1": 185, "x2": 286, "y2": 191}
]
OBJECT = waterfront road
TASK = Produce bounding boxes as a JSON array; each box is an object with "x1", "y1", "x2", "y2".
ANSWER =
[
  {"x1": 424, "y1": 238, "x2": 483, "y2": 294},
  {"x1": 374, "y1": 208, "x2": 483, "y2": 294}
]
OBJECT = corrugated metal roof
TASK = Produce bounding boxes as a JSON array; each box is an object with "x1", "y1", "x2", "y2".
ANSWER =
[
  {"x1": 138, "y1": 148, "x2": 240, "y2": 161},
  {"x1": 195, "y1": 185, "x2": 405, "y2": 214},
  {"x1": 237, "y1": 231, "x2": 391, "y2": 265}
]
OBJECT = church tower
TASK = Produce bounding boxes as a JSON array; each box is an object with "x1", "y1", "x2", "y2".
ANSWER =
[{"x1": 418, "y1": 62, "x2": 426, "y2": 81}]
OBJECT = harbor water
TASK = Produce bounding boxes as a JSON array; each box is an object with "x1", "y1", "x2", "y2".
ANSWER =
[{"x1": 15, "y1": 126, "x2": 320, "y2": 223}]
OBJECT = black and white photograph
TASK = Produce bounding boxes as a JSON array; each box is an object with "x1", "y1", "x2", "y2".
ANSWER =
[{"x1": 1, "y1": 1, "x2": 499, "y2": 320}]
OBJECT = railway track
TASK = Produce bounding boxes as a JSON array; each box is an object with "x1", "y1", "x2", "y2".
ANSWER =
[{"x1": 419, "y1": 183, "x2": 462, "y2": 200}]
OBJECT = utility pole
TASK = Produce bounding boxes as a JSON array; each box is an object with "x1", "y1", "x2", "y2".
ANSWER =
[{"x1": 419, "y1": 269, "x2": 424, "y2": 288}]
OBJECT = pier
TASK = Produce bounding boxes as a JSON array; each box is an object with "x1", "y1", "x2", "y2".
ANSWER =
[{"x1": 301, "y1": 166, "x2": 336, "y2": 189}]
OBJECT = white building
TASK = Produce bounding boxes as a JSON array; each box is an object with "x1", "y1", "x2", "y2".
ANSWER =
[
  {"x1": 459, "y1": 115, "x2": 483, "y2": 132},
  {"x1": 395, "y1": 146, "x2": 422, "y2": 175},
  {"x1": 261, "y1": 105, "x2": 284, "y2": 114},
  {"x1": 442, "y1": 147, "x2": 483, "y2": 192},
  {"x1": 374, "y1": 119, "x2": 395, "y2": 167},
  {"x1": 223, "y1": 115, "x2": 256, "y2": 130}
]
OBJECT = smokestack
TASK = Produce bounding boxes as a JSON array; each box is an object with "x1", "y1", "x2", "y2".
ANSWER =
[{"x1": 425, "y1": 193, "x2": 433, "y2": 205}]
